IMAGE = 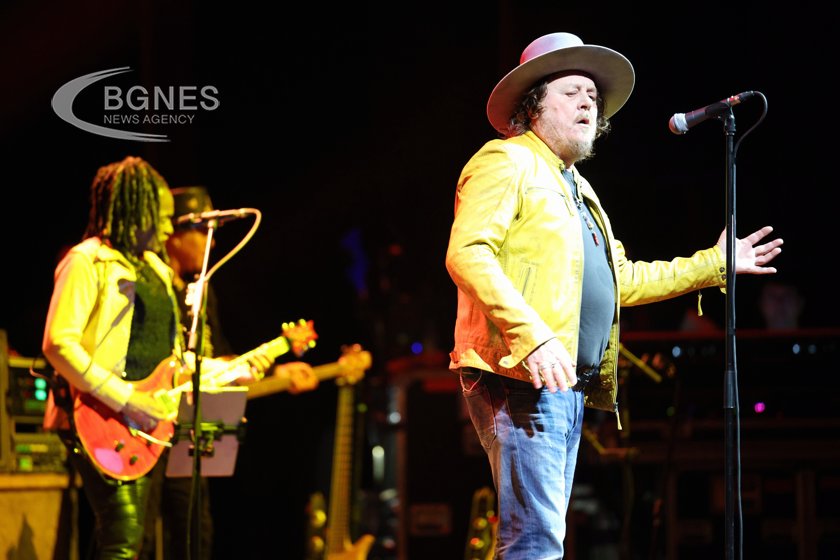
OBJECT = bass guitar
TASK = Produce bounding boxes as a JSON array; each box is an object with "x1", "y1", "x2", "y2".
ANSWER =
[
  {"x1": 72, "y1": 319, "x2": 317, "y2": 481},
  {"x1": 245, "y1": 347, "x2": 371, "y2": 401},
  {"x1": 305, "y1": 344, "x2": 375, "y2": 560}
]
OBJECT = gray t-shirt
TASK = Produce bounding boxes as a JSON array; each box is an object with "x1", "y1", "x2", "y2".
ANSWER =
[{"x1": 563, "y1": 170, "x2": 615, "y2": 368}]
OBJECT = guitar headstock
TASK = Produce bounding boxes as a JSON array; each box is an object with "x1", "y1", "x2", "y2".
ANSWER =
[
  {"x1": 282, "y1": 319, "x2": 318, "y2": 357},
  {"x1": 336, "y1": 343, "x2": 371, "y2": 385}
]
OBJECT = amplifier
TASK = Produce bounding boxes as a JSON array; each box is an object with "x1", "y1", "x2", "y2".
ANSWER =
[
  {"x1": 386, "y1": 363, "x2": 495, "y2": 560},
  {"x1": 11, "y1": 432, "x2": 67, "y2": 473},
  {"x1": 7, "y1": 355, "x2": 50, "y2": 419},
  {"x1": 0, "y1": 330, "x2": 8, "y2": 472}
]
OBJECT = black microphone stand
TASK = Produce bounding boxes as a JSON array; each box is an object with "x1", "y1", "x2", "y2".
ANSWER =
[
  {"x1": 721, "y1": 110, "x2": 739, "y2": 560},
  {"x1": 673, "y1": 90, "x2": 765, "y2": 560},
  {"x1": 184, "y1": 217, "x2": 219, "y2": 560}
]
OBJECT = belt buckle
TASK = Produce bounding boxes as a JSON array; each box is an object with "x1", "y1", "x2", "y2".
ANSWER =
[{"x1": 573, "y1": 366, "x2": 598, "y2": 391}]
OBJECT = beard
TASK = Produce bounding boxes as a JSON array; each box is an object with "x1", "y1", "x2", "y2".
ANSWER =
[{"x1": 564, "y1": 134, "x2": 595, "y2": 163}]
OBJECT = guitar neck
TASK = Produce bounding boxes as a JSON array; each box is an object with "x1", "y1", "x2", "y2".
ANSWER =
[
  {"x1": 171, "y1": 335, "x2": 292, "y2": 394},
  {"x1": 246, "y1": 352, "x2": 371, "y2": 400},
  {"x1": 236, "y1": 335, "x2": 292, "y2": 365},
  {"x1": 326, "y1": 383, "x2": 356, "y2": 554}
]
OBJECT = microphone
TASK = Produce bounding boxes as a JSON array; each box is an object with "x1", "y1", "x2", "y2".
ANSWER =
[
  {"x1": 669, "y1": 91, "x2": 757, "y2": 134},
  {"x1": 175, "y1": 208, "x2": 250, "y2": 227}
]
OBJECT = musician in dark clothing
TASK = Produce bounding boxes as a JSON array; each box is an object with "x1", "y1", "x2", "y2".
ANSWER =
[{"x1": 139, "y1": 186, "x2": 320, "y2": 559}]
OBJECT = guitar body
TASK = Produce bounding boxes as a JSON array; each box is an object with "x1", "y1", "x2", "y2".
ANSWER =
[
  {"x1": 73, "y1": 356, "x2": 180, "y2": 481},
  {"x1": 464, "y1": 486, "x2": 497, "y2": 560},
  {"x1": 326, "y1": 534, "x2": 375, "y2": 560}
]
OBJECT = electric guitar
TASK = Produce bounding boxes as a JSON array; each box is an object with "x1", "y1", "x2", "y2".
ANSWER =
[
  {"x1": 72, "y1": 319, "x2": 317, "y2": 481},
  {"x1": 464, "y1": 486, "x2": 498, "y2": 560},
  {"x1": 307, "y1": 344, "x2": 375, "y2": 560}
]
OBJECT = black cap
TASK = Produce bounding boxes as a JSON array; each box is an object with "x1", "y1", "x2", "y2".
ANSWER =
[{"x1": 171, "y1": 186, "x2": 214, "y2": 229}]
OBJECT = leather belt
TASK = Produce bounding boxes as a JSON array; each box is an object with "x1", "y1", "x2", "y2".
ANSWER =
[
  {"x1": 572, "y1": 365, "x2": 599, "y2": 391},
  {"x1": 461, "y1": 365, "x2": 598, "y2": 391}
]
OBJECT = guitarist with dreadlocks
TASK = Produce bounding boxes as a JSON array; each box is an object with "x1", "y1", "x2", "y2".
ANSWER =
[{"x1": 41, "y1": 156, "x2": 274, "y2": 559}]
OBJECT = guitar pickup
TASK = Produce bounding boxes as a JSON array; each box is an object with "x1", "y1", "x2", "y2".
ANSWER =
[{"x1": 155, "y1": 390, "x2": 180, "y2": 420}]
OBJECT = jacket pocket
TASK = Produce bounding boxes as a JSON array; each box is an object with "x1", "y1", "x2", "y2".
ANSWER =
[
  {"x1": 525, "y1": 185, "x2": 575, "y2": 216},
  {"x1": 517, "y1": 262, "x2": 536, "y2": 301}
]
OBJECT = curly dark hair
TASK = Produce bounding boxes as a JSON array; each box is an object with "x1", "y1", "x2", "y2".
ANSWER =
[
  {"x1": 503, "y1": 73, "x2": 612, "y2": 140},
  {"x1": 84, "y1": 156, "x2": 170, "y2": 262}
]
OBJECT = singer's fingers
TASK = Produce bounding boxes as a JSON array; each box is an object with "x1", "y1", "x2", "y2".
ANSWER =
[
  {"x1": 743, "y1": 225, "x2": 775, "y2": 244},
  {"x1": 754, "y1": 243, "x2": 783, "y2": 262},
  {"x1": 758, "y1": 238, "x2": 784, "y2": 254}
]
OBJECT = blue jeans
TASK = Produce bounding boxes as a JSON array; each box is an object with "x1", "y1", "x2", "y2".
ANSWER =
[{"x1": 461, "y1": 369, "x2": 585, "y2": 560}]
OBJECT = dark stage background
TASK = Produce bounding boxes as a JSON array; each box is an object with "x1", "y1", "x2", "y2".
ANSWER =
[{"x1": 1, "y1": 1, "x2": 837, "y2": 559}]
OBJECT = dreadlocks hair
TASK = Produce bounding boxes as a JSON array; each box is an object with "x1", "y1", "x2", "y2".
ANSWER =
[{"x1": 84, "y1": 156, "x2": 169, "y2": 264}]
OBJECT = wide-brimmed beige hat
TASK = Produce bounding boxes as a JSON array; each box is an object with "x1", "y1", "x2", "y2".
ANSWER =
[{"x1": 487, "y1": 32, "x2": 635, "y2": 134}]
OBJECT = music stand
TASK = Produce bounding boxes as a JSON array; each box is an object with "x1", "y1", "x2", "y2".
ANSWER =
[{"x1": 166, "y1": 387, "x2": 248, "y2": 478}]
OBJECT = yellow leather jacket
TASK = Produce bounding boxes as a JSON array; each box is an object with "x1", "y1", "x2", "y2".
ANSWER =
[
  {"x1": 446, "y1": 131, "x2": 726, "y2": 413},
  {"x1": 41, "y1": 237, "x2": 182, "y2": 430}
]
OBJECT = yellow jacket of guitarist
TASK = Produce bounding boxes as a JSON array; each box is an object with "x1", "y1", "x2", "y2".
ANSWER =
[{"x1": 42, "y1": 238, "x2": 183, "y2": 431}]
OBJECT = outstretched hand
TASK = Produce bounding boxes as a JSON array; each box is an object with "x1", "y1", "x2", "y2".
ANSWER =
[{"x1": 717, "y1": 226, "x2": 783, "y2": 275}]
